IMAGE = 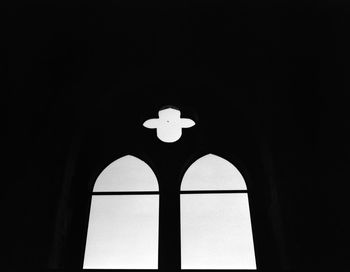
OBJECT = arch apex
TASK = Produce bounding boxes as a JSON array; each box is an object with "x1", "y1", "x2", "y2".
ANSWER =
[
  {"x1": 93, "y1": 155, "x2": 159, "y2": 192},
  {"x1": 181, "y1": 154, "x2": 247, "y2": 191}
]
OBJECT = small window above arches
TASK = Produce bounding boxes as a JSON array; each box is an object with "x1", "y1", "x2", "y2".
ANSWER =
[
  {"x1": 181, "y1": 154, "x2": 247, "y2": 191},
  {"x1": 93, "y1": 155, "x2": 159, "y2": 192}
]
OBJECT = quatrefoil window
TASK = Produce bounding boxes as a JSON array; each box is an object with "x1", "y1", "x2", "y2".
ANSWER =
[{"x1": 143, "y1": 107, "x2": 195, "y2": 143}]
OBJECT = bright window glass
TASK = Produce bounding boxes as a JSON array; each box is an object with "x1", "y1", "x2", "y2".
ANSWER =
[
  {"x1": 93, "y1": 155, "x2": 159, "y2": 192},
  {"x1": 84, "y1": 156, "x2": 159, "y2": 269},
  {"x1": 180, "y1": 154, "x2": 256, "y2": 269},
  {"x1": 83, "y1": 195, "x2": 159, "y2": 269},
  {"x1": 181, "y1": 193, "x2": 256, "y2": 269},
  {"x1": 181, "y1": 154, "x2": 247, "y2": 191}
]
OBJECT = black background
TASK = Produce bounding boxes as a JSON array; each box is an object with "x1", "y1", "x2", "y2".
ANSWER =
[{"x1": 5, "y1": 1, "x2": 350, "y2": 271}]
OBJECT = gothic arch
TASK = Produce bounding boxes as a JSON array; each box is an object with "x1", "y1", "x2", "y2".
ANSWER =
[
  {"x1": 83, "y1": 155, "x2": 159, "y2": 269},
  {"x1": 180, "y1": 153, "x2": 256, "y2": 269},
  {"x1": 93, "y1": 155, "x2": 159, "y2": 192},
  {"x1": 181, "y1": 153, "x2": 247, "y2": 191}
]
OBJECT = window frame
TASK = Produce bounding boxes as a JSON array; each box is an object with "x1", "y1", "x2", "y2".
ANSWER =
[{"x1": 73, "y1": 152, "x2": 271, "y2": 271}]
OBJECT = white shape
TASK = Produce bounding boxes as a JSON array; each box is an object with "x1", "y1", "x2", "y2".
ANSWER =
[
  {"x1": 93, "y1": 155, "x2": 159, "y2": 192},
  {"x1": 143, "y1": 107, "x2": 195, "y2": 143},
  {"x1": 181, "y1": 193, "x2": 256, "y2": 269},
  {"x1": 83, "y1": 195, "x2": 159, "y2": 269},
  {"x1": 181, "y1": 154, "x2": 247, "y2": 191}
]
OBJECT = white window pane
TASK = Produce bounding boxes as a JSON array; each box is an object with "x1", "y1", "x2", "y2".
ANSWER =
[
  {"x1": 181, "y1": 193, "x2": 256, "y2": 269},
  {"x1": 93, "y1": 155, "x2": 159, "y2": 192},
  {"x1": 181, "y1": 154, "x2": 247, "y2": 191},
  {"x1": 83, "y1": 195, "x2": 159, "y2": 269}
]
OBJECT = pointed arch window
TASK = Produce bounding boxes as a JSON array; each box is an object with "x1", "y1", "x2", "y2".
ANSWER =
[
  {"x1": 180, "y1": 154, "x2": 256, "y2": 269},
  {"x1": 83, "y1": 155, "x2": 159, "y2": 269}
]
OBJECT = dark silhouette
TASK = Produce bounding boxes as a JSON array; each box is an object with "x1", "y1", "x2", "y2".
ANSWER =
[{"x1": 5, "y1": 2, "x2": 349, "y2": 271}]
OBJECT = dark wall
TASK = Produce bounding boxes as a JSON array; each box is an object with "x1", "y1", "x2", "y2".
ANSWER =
[{"x1": 5, "y1": 1, "x2": 350, "y2": 271}]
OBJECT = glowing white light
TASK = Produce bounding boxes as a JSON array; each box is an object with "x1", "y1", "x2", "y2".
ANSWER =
[
  {"x1": 181, "y1": 194, "x2": 256, "y2": 269},
  {"x1": 83, "y1": 195, "x2": 159, "y2": 269},
  {"x1": 181, "y1": 154, "x2": 247, "y2": 191},
  {"x1": 143, "y1": 107, "x2": 195, "y2": 143},
  {"x1": 180, "y1": 154, "x2": 256, "y2": 269},
  {"x1": 84, "y1": 156, "x2": 159, "y2": 269},
  {"x1": 93, "y1": 155, "x2": 159, "y2": 192}
]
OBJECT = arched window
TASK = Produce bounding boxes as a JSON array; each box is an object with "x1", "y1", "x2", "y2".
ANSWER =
[
  {"x1": 180, "y1": 154, "x2": 256, "y2": 269},
  {"x1": 83, "y1": 155, "x2": 159, "y2": 269}
]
